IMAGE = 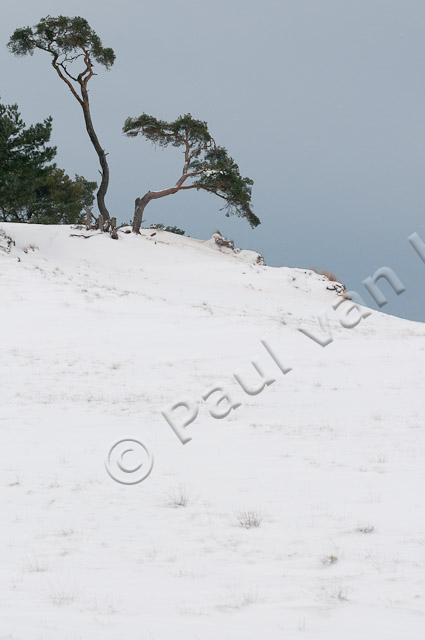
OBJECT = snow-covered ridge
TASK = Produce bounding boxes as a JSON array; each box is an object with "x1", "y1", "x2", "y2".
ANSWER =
[{"x1": 1, "y1": 222, "x2": 424, "y2": 639}]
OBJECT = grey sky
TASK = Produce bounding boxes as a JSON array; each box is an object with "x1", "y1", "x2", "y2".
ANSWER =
[{"x1": 2, "y1": 0, "x2": 425, "y2": 321}]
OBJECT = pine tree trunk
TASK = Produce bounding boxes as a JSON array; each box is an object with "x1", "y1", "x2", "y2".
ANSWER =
[
  {"x1": 132, "y1": 194, "x2": 151, "y2": 233},
  {"x1": 110, "y1": 217, "x2": 118, "y2": 239},
  {"x1": 80, "y1": 91, "x2": 111, "y2": 222}
]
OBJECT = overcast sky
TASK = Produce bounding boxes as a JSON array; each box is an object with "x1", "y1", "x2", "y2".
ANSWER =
[{"x1": 2, "y1": 0, "x2": 425, "y2": 321}]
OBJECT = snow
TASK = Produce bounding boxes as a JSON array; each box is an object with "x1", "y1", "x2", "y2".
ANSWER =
[{"x1": 1, "y1": 222, "x2": 425, "y2": 639}]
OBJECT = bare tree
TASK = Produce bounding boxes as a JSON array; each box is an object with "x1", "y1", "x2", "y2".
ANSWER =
[
  {"x1": 123, "y1": 113, "x2": 260, "y2": 233},
  {"x1": 8, "y1": 16, "x2": 115, "y2": 223}
]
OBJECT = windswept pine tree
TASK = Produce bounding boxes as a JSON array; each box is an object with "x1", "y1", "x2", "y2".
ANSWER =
[
  {"x1": 8, "y1": 16, "x2": 115, "y2": 223},
  {"x1": 123, "y1": 113, "x2": 260, "y2": 233},
  {"x1": 0, "y1": 100, "x2": 95, "y2": 224}
]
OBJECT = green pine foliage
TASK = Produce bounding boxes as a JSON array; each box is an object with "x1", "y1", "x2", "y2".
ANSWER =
[
  {"x1": 0, "y1": 100, "x2": 96, "y2": 224},
  {"x1": 28, "y1": 169, "x2": 96, "y2": 224},
  {"x1": 8, "y1": 15, "x2": 115, "y2": 68}
]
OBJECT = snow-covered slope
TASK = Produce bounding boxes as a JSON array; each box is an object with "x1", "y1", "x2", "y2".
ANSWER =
[{"x1": 1, "y1": 222, "x2": 424, "y2": 639}]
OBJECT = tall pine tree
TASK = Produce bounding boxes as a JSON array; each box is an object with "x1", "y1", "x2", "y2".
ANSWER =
[{"x1": 8, "y1": 16, "x2": 115, "y2": 222}]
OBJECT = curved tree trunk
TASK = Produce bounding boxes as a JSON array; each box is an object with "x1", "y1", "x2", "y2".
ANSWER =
[
  {"x1": 132, "y1": 193, "x2": 151, "y2": 233},
  {"x1": 80, "y1": 89, "x2": 111, "y2": 222},
  {"x1": 132, "y1": 183, "x2": 197, "y2": 234}
]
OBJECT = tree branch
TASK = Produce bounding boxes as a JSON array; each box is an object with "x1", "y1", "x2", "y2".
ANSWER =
[
  {"x1": 178, "y1": 183, "x2": 201, "y2": 191},
  {"x1": 62, "y1": 52, "x2": 85, "y2": 64},
  {"x1": 78, "y1": 48, "x2": 94, "y2": 87},
  {"x1": 58, "y1": 61, "x2": 78, "y2": 82},
  {"x1": 148, "y1": 186, "x2": 181, "y2": 199},
  {"x1": 183, "y1": 135, "x2": 191, "y2": 172},
  {"x1": 175, "y1": 170, "x2": 202, "y2": 188},
  {"x1": 195, "y1": 186, "x2": 228, "y2": 201},
  {"x1": 51, "y1": 53, "x2": 83, "y2": 106}
]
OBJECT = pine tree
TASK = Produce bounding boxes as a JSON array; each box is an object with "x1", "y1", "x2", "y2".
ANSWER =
[
  {"x1": 0, "y1": 99, "x2": 96, "y2": 223},
  {"x1": 123, "y1": 113, "x2": 260, "y2": 233},
  {"x1": 8, "y1": 15, "x2": 115, "y2": 222}
]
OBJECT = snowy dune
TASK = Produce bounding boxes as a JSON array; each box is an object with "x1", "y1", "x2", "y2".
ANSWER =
[{"x1": 1, "y1": 222, "x2": 425, "y2": 638}]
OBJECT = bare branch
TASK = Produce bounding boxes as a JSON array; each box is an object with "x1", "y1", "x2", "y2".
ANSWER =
[
  {"x1": 149, "y1": 186, "x2": 180, "y2": 199},
  {"x1": 78, "y1": 48, "x2": 94, "y2": 87},
  {"x1": 69, "y1": 233, "x2": 100, "y2": 239},
  {"x1": 175, "y1": 170, "x2": 201, "y2": 188},
  {"x1": 58, "y1": 61, "x2": 78, "y2": 82},
  {"x1": 51, "y1": 54, "x2": 83, "y2": 106},
  {"x1": 62, "y1": 52, "x2": 84, "y2": 64}
]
